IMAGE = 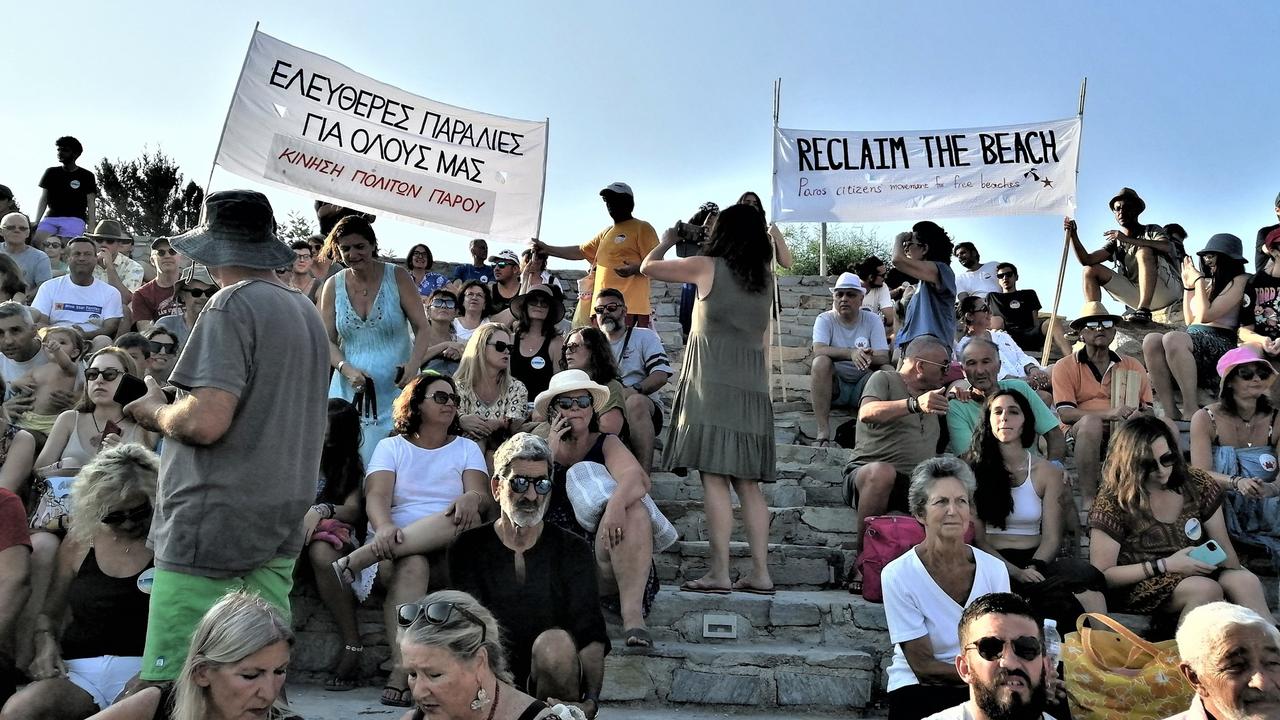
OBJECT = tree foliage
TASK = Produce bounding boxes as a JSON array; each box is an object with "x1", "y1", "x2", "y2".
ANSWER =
[
  {"x1": 93, "y1": 148, "x2": 204, "y2": 237},
  {"x1": 278, "y1": 211, "x2": 316, "y2": 244},
  {"x1": 780, "y1": 224, "x2": 890, "y2": 276}
]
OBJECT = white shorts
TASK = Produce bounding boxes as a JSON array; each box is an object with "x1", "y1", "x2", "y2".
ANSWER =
[{"x1": 67, "y1": 655, "x2": 143, "y2": 709}]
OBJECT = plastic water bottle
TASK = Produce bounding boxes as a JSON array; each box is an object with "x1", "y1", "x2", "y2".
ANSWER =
[{"x1": 1043, "y1": 618, "x2": 1062, "y2": 669}]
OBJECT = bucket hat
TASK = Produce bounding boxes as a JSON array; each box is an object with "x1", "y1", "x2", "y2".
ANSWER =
[
  {"x1": 510, "y1": 284, "x2": 565, "y2": 326},
  {"x1": 1216, "y1": 346, "x2": 1273, "y2": 391},
  {"x1": 830, "y1": 272, "x2": 865, "y2": 294},
  {"x1": 533, "y1": 369, "x2": 610, "y2": 418},
  {"x1": 1197, "y1": 233, "x2": 1247, "y2": 261},
  {"x1": 170, "y1": 190, "x2": 294, "y2": 270},
  {"x1": 175, "y1": 264, "x2": 217, "y2": 294}
]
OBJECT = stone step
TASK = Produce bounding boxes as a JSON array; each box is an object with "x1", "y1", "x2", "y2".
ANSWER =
[
  {"x1": 660, "y1": 501, "x2": 856, "y2": 547},
  {"x1": 656, "y1": 541, "x2": 850, "y2": 590},
  {"x1": 650, "y1": 463, "x2": 848, "y2": 508},
  {"x1": 602, "y1": 641, "x2": 875, "y2": 709}
]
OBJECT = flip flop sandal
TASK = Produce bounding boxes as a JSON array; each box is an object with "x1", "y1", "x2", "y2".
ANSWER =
[
  {"x1": 624, "y1": 628, "x2": 653, "y2": 648},
  {"x1": 680, "y1": 580, "x2": 730, "y2": 595},
  {"x1": 732, "y1": 581, "x2": 777, "y2": 596},
  {"x1": 323, "y1": 644, "x2": 363, "y2": 692},
  {"x1": 380, "y1": 684, "x2": 413, "y2": 708},
  {"x1": 332, "y1": 556, "x2": 357, "y2": 586}
]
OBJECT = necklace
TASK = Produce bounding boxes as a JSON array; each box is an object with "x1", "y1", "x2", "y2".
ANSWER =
[
  {"x1": 91, "y1": 411, "x2": 123, "y2": 434},
  {"x1": 1236, "y1": 412, "x2": 1262, "y2": 447}
]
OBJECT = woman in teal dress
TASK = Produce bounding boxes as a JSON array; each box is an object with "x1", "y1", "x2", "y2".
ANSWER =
[
  {"x1": 641, "y1": 202, "x2": 790, "y2": 595},
  {"x1": 319, "y1": 216, "x2": 432, "y2": 464}
]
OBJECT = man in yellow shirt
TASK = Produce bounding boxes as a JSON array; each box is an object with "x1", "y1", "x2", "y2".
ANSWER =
[{"x1": 531, "y1": 182, "x2": 658, "y2": 327}]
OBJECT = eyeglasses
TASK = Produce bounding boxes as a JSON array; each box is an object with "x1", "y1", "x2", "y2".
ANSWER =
[
  {"x1": 969, "y1": 305, "x2": 990, "y2": 313},
  {"x1": 913, "y1": 357, "x2": 950, "y2": 370},
  {"x1": 102, "y1": 502, "x2": 151, "y2": 525},
  {"x1": 508, "y1": 474, "x2": 553, "y2": 495},
  {"x1": 183, "y1": 288, "x2": 216, "y2": 298},
  {"x1": 553, "y1": 395, "x2": 594, "y2": 410},
  {"x1": 294, "y1": 254, "x2": 313, "y2": 261},
  {"x1": 148, "y1": 340, "x2": 177, "y2": 355},
  {"x1": 488, "y1": 340, "x2": 512, "y2": 353},
  {"x1": 1082, "y1": 320, "x2": 1115, "y2": 331},
  {"x1": 152, "y1": 248, "x2": 178, "y2": 257},
  {"x1": 410, "y1": 251, "x2": 429, "y2": 258},
  {"x1": 996, "y1": 271, "x2": 1016, "y2": 279},
  {"x1": 593, "y1": 302, "x2": 622, "y2": 315},
  {"x1": 563, "y1": 342, "x2": 582, "y2": 353},
  {"x1": 966, "y1": 636, "x2": 1043, "y2": 662},
  {"x1": 430, "y1": 299, "x2": 457, "y2": 310},
  {"x1": 1234, "y1": 365, "x2": 1275, "y2": 382},
  {"x1": 85, "y1": 368, "x2": 124, "y2": 382},
  {"x1": 429, "y1": 391, "x2": 461, "y2": 406},
  {"x1": 396, "y1": 602, "x2": 486, "y2": 642}
]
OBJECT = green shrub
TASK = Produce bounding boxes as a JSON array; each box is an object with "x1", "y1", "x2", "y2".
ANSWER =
[{"x1": 779, "y1": 224, "x2": 890, "y2": 277}]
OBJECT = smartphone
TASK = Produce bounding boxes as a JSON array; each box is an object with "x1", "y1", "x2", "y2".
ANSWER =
[
  {"x1": 113, "y1": 374, "x2": 148, "y2": 406},
  {"x1": 1188, "y1": 540, "x2": 1228, "y2": 567}
]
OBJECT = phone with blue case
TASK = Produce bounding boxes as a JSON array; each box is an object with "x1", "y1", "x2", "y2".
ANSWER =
[{"x1": 1188, "y1": 540, "x2": 1228, "y2": 567}]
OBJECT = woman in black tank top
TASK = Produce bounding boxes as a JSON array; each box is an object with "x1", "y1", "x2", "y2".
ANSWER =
[
  {"x1": 508, "y1": 284, "x2": 565, "y2": 400},
  {"x1": 3, "y1": 444, "x2": 157, "y2": 719}
]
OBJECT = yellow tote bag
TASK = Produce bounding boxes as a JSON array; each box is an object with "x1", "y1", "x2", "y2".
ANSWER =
[{"x1": 1062, "y1": 613, "x2": 1193, "y2": 720}]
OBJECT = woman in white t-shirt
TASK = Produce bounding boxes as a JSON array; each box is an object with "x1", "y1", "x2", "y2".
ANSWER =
[
  {"x1": 331, "y1": 371, "x2": 489, "y2": 708},
  {"x1": 881, "y1": 456, "x2": 1011, "y2": 720}
]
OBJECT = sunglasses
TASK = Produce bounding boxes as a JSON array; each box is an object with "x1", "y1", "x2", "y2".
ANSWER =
[
  {"x1": 488, "y1": 340, "x2": 512, "y2": 353},
  {"x1": 1234, "y1": 365, "x2": 1275, "y2": 382},
  {"x1": 563, "y1": 342, "x2": 582, "y2": 353},
  {"x1": 509, "y1": 474, "x2": 553, "y2": 495},
  {"x1": 102, "y1": 502, "x2": 151, "y2": 525},
  {"x1": 148, "y1": 340, "x2": 177, "y2": 355},
  {"x1": 969, "y1": 305, "x2": 990, "y2": 313},
  {"x1": 430, "y1": 299, "x2": 457, "y2": 310},
  {"x1": 493, "y1": 261, "x2": 516, "y2": 269},
  {"x1": 1141, "y1": 452, "x2": 1179, "y2": 473},
  {"x1": 85, "y1": 368, "x2": 124, "y2": 382},
  {"x1": 996, "y1": 271, "x2": 1016, "y2": 279},
  {"x1": 914, "y1": 357, "x2": 950, "y2": 370},
  {"x1": 183, "y1": 287, "x2": 216, "y2": 298},
  {"x1": 966, "y1": 635, "x2": 1043, "y2": 662},
  {"x1": 1, "y1": 225, "x2": 30, "y2": 232},
  {"x1": 396, "y1": 602, "x2": 486, "y2": 642},
  {"x1": 593, "y1": 302, "x2": 622, "y2": 315},
  {"x1": 429, "y1": 391, "x2": 461, "y2": 406},
  {"x1": 1082, "y1": 320, "x2": 1115, "y2": 331},
  {"x1": 152, "y1": 248, "x2": 179, "y2": 257},
  {"x1": 833, "y1": 290, "x2": 861, "y2": 299},
  {"x1": 553, "y1": 395, "x2": 594, "y2": 410}
]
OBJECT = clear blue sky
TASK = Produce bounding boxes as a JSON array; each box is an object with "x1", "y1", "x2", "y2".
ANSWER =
[{"x1": 3, "y1": 1, "x2": 1277, "y2": 314}]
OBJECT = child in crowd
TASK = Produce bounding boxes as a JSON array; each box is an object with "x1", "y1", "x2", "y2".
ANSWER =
[{"x1": 13, "y1": 327, "x2": 85, "y2": 436}]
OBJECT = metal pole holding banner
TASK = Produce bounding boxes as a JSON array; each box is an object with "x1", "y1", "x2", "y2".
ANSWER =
[
  {"x1": 771, "y1": 78, "x2": 788, "y2": 402},
  {"x1": 534, "y1": 117, "x2": 550, "y2": 240},
  {"x1": 201, "y1": 21, "x2": 261, "y2": 223},
  {"x1": 1040, "y1": 78, "x2": 1087, "y2": 367}
]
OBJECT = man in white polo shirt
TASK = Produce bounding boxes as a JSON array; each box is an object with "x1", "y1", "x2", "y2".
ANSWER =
[{"x1": 811, "y1": 272, "x2": 890, "y2": 446}]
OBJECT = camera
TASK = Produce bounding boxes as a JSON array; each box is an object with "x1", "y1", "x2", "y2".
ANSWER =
[{"x1": 674, "y1": 221, "x2": 708, "y2": 258}]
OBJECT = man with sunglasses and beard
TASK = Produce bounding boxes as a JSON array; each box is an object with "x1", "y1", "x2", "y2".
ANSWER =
[
  {"x1": 448, "y1": 433, "x2": 609, "y2": 719},
  {"x1": 593, "y1": 287, "x2": 671, "y2": 471},
  {"x1": 925, "y1": 593, "x2": 1058, "y2": 720}
]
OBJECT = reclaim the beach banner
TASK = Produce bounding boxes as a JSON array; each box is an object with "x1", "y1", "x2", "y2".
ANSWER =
[
  {"x1": 213, "y1": 30, "x2": 548, "y2": 239},
  {"x1": 772, "y1": 117, "x2": 1081, "y2": 223}
]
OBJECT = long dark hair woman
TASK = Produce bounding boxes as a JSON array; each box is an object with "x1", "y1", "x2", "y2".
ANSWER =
[
  {"x1": 893, "y1": 220, "x2": 956, "y2": 350},
  {"x1": 508, "y1": 284, "x2": 564, "y2": 399},
  {"x1": 1143, "y1": 233, "x2": 1250, "y2": 420},
  {"x1": 966, "y1": 388, "x2": 1106, "y2": 628},
  {"x1": 641, "y1": 202, "x2": 786, "y2": 594},
  {"x1": 560, "y1": 326, "x2": 626, "y2": 437},
  {"x1": 301, "y1": 398, "x2": 366, "y2": 691},
  {"x1": 1090, "y1": 415, "x2": 1272, "y2": 636}
]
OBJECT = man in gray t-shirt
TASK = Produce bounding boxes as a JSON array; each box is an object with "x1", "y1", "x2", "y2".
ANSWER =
[
  {"x1": 811, "y1": 273, "x2": 890, "y2": 445},
  {"x1": 595, "y1": 287, "x2": 672, "y2": 470},
  {"x1": 0, "y1": 212, "x2": 51, "y2": 291},
  {"x1": 125, "y1": 191, "x2": 328, "y2": 682}
]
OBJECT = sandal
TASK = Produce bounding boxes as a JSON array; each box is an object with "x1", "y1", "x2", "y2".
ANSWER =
[
  {"x1": 845, "y1": 570, "x2": 863, "y2": 596},
  {"x1": 332, "y1": 556, "x2": 357, "y2": 586},
  {"x1": 624, "y1": 627, "x2": 652, "y2": 649},
  {"x1": 680, "y1": 579, "x2": 730, "y2": 595},
  {"x1": 814, "y1": 437, "x2": 833, "y2": 448},
  {"x1": 323, "y1": 644, "x2": 363, "y2": 692},
  {"x1": 732, "y1": 579, "x2": 776, "y2": 596},
  {"x1": 380, "y1": 683, "x2": 413, "y2": 708}
]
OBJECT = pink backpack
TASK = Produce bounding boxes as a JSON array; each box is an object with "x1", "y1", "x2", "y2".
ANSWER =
[{"x1": 857, "y1": 515, "x2": 974, "y2": 603}]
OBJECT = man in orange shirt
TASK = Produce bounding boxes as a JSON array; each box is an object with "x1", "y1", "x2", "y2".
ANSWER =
[{"x1": 531, "y1": 182, "x2": 658, "y2": 327}]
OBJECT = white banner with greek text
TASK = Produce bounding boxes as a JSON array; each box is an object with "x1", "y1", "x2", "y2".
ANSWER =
[
  {"x1": 215, "y1": 30, "x2": 547, "y2": 239},
  {"x1": 772, "y1": 117, "x2": 1080, "y2": 223}
]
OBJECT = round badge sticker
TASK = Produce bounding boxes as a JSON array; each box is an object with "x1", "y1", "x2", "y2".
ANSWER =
[
  {"x1": 1263, "y1": 454, "x2": 1278, "y2": 473},
  {"x1": 70, "y1": 180, "x2": 81, "y2": 190},
  {"x1": 530, "y1": 356, "x2": 546, "y2": 370},
  {"x1": 1184, "y1": 517, "x2": 1203, "y2": 541},
  {"x1": 1009, "y1": 300, "x2": 1021, "y2": 309},
  {"x1": 614, "y1": 234, "x2": 627, "y2": 244},
  {"x1": 137, "y1": 568, "x2": 156, "y2": 595}
]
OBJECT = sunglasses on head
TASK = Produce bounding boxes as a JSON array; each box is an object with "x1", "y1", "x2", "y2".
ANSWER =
[
  {"x1": 396, "y1": 602, "x2": 486, "y2": 642},
  {"x1": 148, "y1": 340, "x2": 177, "y2": 354},
  {"x1": 554, "y1": 395, "x2": 593, "y2": 410},
  {"x1": 429, "y1": 391, "x2": 461, "y2": 406},
  {"x1": 430, "y1": 299, "x2": 457, "y2": 310},
  {"x1": 85, "y1": 368, "x2": 124, "y2": 382},
  {"x1": 508, "y1": 474, "x2": 553, "y2": 495},
  {"x1": 1234, "y1": 365, "x2": 1275, "y2": 382},
  {"x1": 102, "y1": 502, "x2": 151, "y2": 525},
  {"x1": 488, "y1": 340, "x2": 512, "y2": 353},
  {"x1": 1082, "y1": 320, "x2": 1115, "y2": 331},
  {"x1": 966, "y1": 635, "x2": 1043, "y2": 662},
  {"x1": 183, "y1": 287, "x2": 216, "y2": 298},
  {"x1": 1141, "y1": 451, "x2": 1179, "y2": 473}
]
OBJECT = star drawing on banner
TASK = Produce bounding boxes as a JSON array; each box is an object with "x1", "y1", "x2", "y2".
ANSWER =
[{"x1": 1041, "y1": 177, "x2": 1054, "y2": 188}]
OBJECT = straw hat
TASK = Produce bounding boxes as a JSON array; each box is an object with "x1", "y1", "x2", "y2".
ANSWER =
[{"x1": 1069, "y1": 300, "x2": 1122, "y2": 331}]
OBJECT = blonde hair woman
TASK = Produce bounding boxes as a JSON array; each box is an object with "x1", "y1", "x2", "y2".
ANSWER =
[{"x1": 454, "y1": 322, "x2": 529, "y2": 459}]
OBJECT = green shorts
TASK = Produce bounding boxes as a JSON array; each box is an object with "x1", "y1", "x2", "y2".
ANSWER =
[{"x1": 139, "y1": 557, "x2": 296, "y2": 681}]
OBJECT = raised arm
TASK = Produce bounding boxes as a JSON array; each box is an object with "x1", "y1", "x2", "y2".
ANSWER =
[
  {"x1": 1065, "y1": 217, "x2": 1111, "y2": 267},
  {"x1": 891, "y1": 232, "x2": 939, "y2": 284},
  {"x1": 640, "y1": 227, "x2": 714, "y2": 286}
]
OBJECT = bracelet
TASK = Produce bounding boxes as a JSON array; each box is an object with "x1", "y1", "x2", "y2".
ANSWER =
[
  {"x1": 337, "y1": 360, "x2": 347, "y2": 373},
  {"x1": 906, "y1": 397, "x2": 920, "y2": 414},
  {"x1": 1183, "y1": 286, "x2": 1195, "y2": 292}
]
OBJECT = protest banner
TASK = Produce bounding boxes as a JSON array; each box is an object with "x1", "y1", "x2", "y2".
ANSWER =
[
  {"x1": 771, "y1": 117, "x2": 1081, "y2": 223},
  {"x1": 212, "y1": 29, "x2": 548, "y2": 239}
]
